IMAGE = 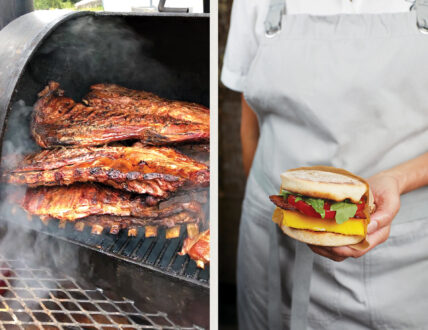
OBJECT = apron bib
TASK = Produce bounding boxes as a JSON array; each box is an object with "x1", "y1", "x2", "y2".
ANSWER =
[{"x1": 238, "y1": 0, "x2": 428, "y2": 329}]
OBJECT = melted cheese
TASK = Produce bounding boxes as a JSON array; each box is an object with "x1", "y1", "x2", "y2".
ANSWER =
[{"x1": 282, "y1": 210, "x2": 366, "y2": 236}]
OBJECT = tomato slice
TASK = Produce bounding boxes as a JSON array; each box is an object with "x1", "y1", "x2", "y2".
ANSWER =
[
  {"x1": 288, "y1": 195, "x2": 319, "y2": 218},
  {"x1": 355, "y1": 202, "x2": 366, "y2": 218},
  {"x1": 287, "y1": 195, "x2": 365, "y2": 219}
]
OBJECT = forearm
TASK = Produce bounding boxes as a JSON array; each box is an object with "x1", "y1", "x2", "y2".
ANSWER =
[
  {"x1": 240, "y1": 95, "x2": 260, "y2": 177},
  {"x1": 378, "y1": 152, "x2": 428, "y2": 194}
]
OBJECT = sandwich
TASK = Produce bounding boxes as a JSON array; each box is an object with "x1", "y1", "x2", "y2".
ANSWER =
[{"x1": 269, "y1": 166, "x2": 375, "y2": 246}]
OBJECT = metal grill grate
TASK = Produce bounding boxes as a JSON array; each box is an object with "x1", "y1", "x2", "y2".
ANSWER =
[
  {"x1": 39, "y1": 218, "x2": 209, "y2": 287},
  {"x1": 0, "y1": 210, "x2": 209, "y2": 288},
  {"x1": 0, "y1": 255, "x2": 204, "y2": 329}
]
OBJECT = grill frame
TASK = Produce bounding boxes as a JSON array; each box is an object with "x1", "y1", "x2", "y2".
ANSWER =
[
  {"x1": 0, "y1": 9, "x2": 210, "y2": 285},
  {"x1": 0, "y1": 9, "x2": 210, "y2": 329}
]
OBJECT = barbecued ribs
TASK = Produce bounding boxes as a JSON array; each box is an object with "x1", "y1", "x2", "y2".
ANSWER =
[
  {"x1": 180, "y1": 229, "x2": 210, "y2": 269},
  {"x1": 3, "y1": 144, "x2": 209, "y2": 198},
  {"x1": 84, "y1": 83, "x2": 209, "y2": 126},
  {"x1": 75, "y1": 212, "x2": 196, "y2": 235},
  {"x1": 19, "y1": 183, "x2": 205, "y2": 222},
  {"x1": 32, "y1": 82, "x2": 210, "y2": 148},
  {"x1": 174, "y1": 143, "x2": 210, "y2": 165}
]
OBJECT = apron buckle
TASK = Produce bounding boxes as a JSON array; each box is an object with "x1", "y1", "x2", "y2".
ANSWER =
[
  {"x1": 413, "y1": 0, "x2": 428, "y2": 33},
  {"x1": 264, "y1": 2, "x2": 285, "y2": 37}
]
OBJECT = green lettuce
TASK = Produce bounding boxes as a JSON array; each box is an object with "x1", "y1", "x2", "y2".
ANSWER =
[
  {"x1": 305, "y1": 198, "x2": 325, "y2": 218},
  {"x1": 330, "y1": 202, "x2": 358, "y2": 224}
]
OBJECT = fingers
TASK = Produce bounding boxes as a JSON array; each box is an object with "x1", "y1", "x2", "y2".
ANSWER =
[
  {"x1": 308, "y1": 245, "x2": 347, "y2": 262},
  {"x1": 366, "y1": 224, "x2": 391, "y2": 248},
  {"x1": 367, "y1": 220, "x2": 378, "y2": 234},
  {"x1": 308, "y1": 225, "x2": 391, "y2": 261},
  {"x1": 370, "y1": 188, "x2": 400, "y2": 231}
]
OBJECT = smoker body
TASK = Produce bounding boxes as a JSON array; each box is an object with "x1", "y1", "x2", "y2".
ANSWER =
[
  {"x1": 0, "y1": 0, "x2": 34, "y2": 29},
  {"x1": 0, "y1": 11, "x2": 209, "y2": 328}
]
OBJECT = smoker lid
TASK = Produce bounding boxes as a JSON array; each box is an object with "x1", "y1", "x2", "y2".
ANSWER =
[
  {"x1": 0, "y1": 10, "x2": 209, "y2": 156},
  {"x1": 0, "y1": 11, "x2": 79, "y2": 133}
]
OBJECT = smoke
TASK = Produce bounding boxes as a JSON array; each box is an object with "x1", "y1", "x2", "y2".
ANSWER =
[
  {"x1": 21, "y1": 13, "x2": 208, "y2": 105},
  {"x1": 0, "y1": 218, "x2": 81, "y2": 274},
  {"x1": 29, "y1": 15, "x2": 174, "y2": 100},
  {"x1": 0, "y1": 219, "x2": 83, "y2": 321},
  {"x1": 0, "y1": 100, "x2": 83, "y2": 304},
  {"x1": 1, "y1": 100, "x2": 40, "y2": 158}
]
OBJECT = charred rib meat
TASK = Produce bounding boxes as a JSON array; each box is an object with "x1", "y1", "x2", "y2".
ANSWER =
[
  {"x1": 75, "y1": 212, "x2": 197, "y2": 235},
  {"x1": 19, "y1": 183, "x2": 204, "y2": 222},
  {"x1": 174, "y1": 143, "x2": 210, "y2": 165},
  {"x1": 84, "y1": 83, "x2": 209, "y2": 126},
  {"x1": 179, "y1": 229, "x2": 210, "y2": 269},
  {"x1": 3, "y1": 144, "x2": 209, "y2": 198},
  {"x1": 32, "y1": 82, "x2": 209, "y2": 148}
]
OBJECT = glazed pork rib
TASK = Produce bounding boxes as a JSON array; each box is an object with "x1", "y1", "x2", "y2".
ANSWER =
[
  {"x1": 32, "y1": 82, "x2": 209, "y2": 148},
  {"x1": 3, "y1": 144, "x2": 209, "y2": 198},
  {"x1": 84, "y1": 83, "x2": 209, "y2": 126},
  {"x1": 180, "y1": 229, "x2": 210, "y2": 269},
  {"x1": 19, "y1": 183, "x2": 205, "y2": 222}
]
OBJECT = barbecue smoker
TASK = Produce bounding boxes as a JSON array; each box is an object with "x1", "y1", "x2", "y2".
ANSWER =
[{"x1": 0, "y1": 10, "x2": 209, "y2": 329}]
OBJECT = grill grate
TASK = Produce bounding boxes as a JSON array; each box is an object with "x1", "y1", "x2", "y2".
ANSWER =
[
  {"x1": 0, "y1": 255, "x2": 204, "y2": 329},
  {"x1": 30, "y1": 217, "x2": 209, "y2": 287}
]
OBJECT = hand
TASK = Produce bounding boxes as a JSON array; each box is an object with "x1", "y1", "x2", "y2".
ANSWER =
[{"x1": 309, "y1": 173, "x2": 401, "y2": 262}]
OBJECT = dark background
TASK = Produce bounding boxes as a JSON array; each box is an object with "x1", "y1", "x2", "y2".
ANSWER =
[{"x1": 219, "y1": 1, "x2": 244, "y2": 329}]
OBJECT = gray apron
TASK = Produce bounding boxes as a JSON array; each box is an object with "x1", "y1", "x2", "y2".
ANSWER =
[{"x1": 238, "y1": 0, "x2": 428, "y2": 329}]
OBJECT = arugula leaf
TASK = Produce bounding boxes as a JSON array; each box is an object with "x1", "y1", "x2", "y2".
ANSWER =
[
  {"x1": 280, "y1": 190, "x2": 325, "y2": 217},
  {"x1": 281, "y1": 190, "x2": 290, "y2": 200},
  {"x1": 305, "y1": 198, "x2": 325, "y2": 218},
  {"x1": 330, "y1": 202, "x2": 358, "y2": 224}
]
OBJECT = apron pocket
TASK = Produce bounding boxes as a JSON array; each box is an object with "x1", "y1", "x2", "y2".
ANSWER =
[
  {"x1": 367, "y1": 219, "x2": 428, "y2": 329},
  {"x1": 306, "y1": 255, "x2": 342, "y2": 326}
]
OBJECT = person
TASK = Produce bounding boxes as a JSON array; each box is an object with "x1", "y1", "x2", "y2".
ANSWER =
[{"x1": 221, "y1": 0, "x2": 428, "y2": 329}]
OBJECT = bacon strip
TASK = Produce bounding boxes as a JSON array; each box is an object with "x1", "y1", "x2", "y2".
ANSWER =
[{"x1": 269, "y1": 195, "x2": 298, "y2": 211}]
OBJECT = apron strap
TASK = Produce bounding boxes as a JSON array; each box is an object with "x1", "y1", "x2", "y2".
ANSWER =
[
  {"x1": 268, "y1": 222, "x2": 283, "y2": 329},
  {"x1": 414, "y1": 0, "x2": 428, "y2": 31},
  {"x1": 264, "y1": 0, "x2": 286, "y2": 36},
  {"x1": 268, "y1": 222, "x2": 315, "y2": 330},
  {"x1": 290, "y1": 242, "x2": 314, "y2": 330}
]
